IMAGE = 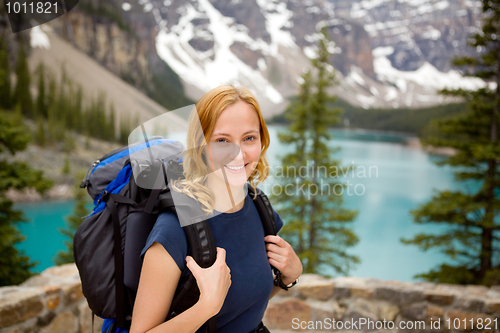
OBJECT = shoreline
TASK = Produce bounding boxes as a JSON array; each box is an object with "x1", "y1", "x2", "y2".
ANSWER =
[
  {"x1": 7, "y1": 184, "x2": 74, "y2": 204},
  {"x1": 6, "y1": 129, "x2": 455, "y2": 203},
  {"x1": 404, "y1": 137, "x2": 457, "y2": 156}
]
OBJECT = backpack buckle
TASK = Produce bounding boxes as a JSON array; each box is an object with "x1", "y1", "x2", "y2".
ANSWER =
[{"x1": 96, "y1": 190, "x2": 109, "y2": 207}]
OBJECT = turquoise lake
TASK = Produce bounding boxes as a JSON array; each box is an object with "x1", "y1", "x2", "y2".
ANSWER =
[{"x1": 15, "y1": 126, "x2": 473, "y2": 282}]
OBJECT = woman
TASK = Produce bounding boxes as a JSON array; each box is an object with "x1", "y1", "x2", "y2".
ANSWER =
[{"x1": 129, "y1": 85, "x2": 302, "y2": 333}]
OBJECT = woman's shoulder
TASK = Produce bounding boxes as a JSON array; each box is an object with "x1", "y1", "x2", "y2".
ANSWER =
[
  {"x1": 150, "y1": 210, "x2": 187, "y2": 242},
  {"x1": 141, "y1": 210, "x2": 189, "y2": 270}
]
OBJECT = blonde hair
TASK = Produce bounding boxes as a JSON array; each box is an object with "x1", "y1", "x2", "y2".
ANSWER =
[{"x1": 171, "y1": 85, "x2": 270, "y2": 214}]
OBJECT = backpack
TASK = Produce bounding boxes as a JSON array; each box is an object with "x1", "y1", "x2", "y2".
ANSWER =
[{"x1": 73, "y1": 137, "x2": 278, "y2": 333}]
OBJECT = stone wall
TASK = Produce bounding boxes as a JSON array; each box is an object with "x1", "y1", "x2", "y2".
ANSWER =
[
  {"x1": 264, "y1": 274, "x2": 500, "y2": 333},
  {"x1": 2, "y1": 265, "x2": 500, "y2": 333},
  {"x1": 0, "y1": 264, "x2": 102, "y2": 333}
]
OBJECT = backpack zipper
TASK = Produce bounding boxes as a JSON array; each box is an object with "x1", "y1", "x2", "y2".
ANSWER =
[{"x1": 80, "y1": 159, "x2": 100, "y2": 188}]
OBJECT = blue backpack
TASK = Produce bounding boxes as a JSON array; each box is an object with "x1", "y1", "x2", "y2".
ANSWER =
[{"x1": 73, "y1": 137, "x2": 279, "y2": 332}]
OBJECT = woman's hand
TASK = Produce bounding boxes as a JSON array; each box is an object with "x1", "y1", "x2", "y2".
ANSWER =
[
  {"x1": 186, "y1": 247, "x2": 232, "y2": 317},
  {"x1": 264, "y1": 235, "x2": 303, "y2": 285}
]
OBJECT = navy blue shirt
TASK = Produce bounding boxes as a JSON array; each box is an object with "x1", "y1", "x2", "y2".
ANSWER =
[{"x1": 141, "y1": 193, "x2": 283, "y2": 333}]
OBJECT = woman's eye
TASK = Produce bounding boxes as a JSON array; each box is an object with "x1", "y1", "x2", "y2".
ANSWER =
[
  {"x1": 245, "y1": 136, "x2": 255, "y2": 141},
  {"x1": 216, "y1": 138, "x2": 229, "y2": 143}
]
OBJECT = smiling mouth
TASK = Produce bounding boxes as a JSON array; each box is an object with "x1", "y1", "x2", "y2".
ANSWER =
[{"x1": 224, "y1": 163, "x2": 248, "y2": 171}]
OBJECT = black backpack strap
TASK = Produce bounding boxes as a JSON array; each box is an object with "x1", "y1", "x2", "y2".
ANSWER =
[
  {"x1": 168, "y1": 220, "x2": 217, "y2": 330},
  {"x1": 102, "y1": 191, "x2": 132, "y2": 329},
  {"x1": 248, "y1": 185, "x2": 283, "y2": 282},
  {"x1": 247, "y1": 185, "x2": 277, "y2": 237}
]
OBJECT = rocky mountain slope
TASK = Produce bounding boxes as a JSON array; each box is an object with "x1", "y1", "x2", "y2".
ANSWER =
[
  {"x1": 105, "y1": 0, "x2": 492, "y2": 113},
  {"x1": 6, "y1": 0, "x2": 495, "y2": 118}
]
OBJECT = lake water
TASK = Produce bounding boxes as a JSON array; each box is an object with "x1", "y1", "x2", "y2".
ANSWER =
[{"x1": 15, "y1": 126, "x2": 473, "y2": 282}]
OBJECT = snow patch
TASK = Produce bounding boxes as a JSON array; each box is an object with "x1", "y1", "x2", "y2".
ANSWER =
[
  {"x1": 303, "y1": 46, "x2": 317, "y2": 59},
  {"x1": 384, "y1": 87, "x2": 398, "y2": 101},
  {"x1": 347, "y1": 66, "x2": 366, "y2": 87},
  {"x1": 122, "y1": 2, "x2": 131, "y2": 11},
  {"x1": 255, "y1": 0, "x2": 296, "y2": 50},
  {"x1": 372, "y1": 46, "x2": 394, "y2": 57},
  {"x1": 155, "y1": 0, "x2": 284, "y2": 104},
  {"x1": 356, "y1": 94, "x2": 376, "y2": 109},
  {"x1": 258, "y1": 58, "x2": 267, "y2": 71},
  {"x1": 373, "y1": 46, "x2": 489, "y2": 93},
  {"x1": 30, "y1": 26, "x2": 50, "y2": 49},
  {"x1": 421, "y1": 26, "x2": 441, "y2": 40}
]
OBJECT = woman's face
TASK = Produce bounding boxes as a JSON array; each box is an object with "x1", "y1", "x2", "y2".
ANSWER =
[{"x1": 205, "y1": 100, "x2": 262, "y2": 188}]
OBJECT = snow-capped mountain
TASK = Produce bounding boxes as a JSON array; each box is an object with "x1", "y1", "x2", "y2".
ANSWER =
[
  {"x1": 121, "y1": 0, "x2": 492, "y2": 112},
  {"x1": 39, "y1": 0, "x2": 495, "y2": 116}
]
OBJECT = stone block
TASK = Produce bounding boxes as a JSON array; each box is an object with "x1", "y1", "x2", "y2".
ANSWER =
[
  {"x1": 62, "y1": 283, "x2": 83, "y2": 306},
  {"x1": 0, "y1": 290, "x2": 43, "y2": 328},
  {"x1": 40, "y1": 285, "x2": 61, "y2": 296},
  {"x1": 331, "y1": 286, "x2": 350, "y2": 300},
  {"x1": 341, "y1": 297, "x2": 378, "y2": 323},
  {"x1": 20, "y1": 276, "x2": 51, "y2": 287},
  {"x1": 297, "y1": 281, "x2": 334, "y2": 301},
  {"x1": 374, "y1": 287, "x2": 424, "y2": 305},
  {"x1": 486, "y1": 300, "x2": 500, "y2": 314},
  {"x1": 39, "y1": 311, "x2": 77, "y2": 333},
  {"x1": 37, "y1": 311, "x2": 56, "y2": 327},
  {"x1": 264, "y1": 299, "x2": 311, "y2": 330},
  {"x1": 400, "y1": 302, "x2": 427, "y2": 321},
  {"x1": 307, "y1": 299, "x2": 342, "y2": 322},
  {"x1": 350, "y1": 287, "x2": 373, "y2": 299},
  {"x1": 465, "y1": 285, "x2": 489, "y2": 297},
  {"x1": 444, "y1": 309, "x2": 493, "y2": 330},
  {"x1": 378, "y1": 302, "x2": 399, "y2": 322},
  {"x1": 455, "y1": 296, "x2": 486, "y2": 312},
  {"x1": 424, "y1": 290, "x2": 455, "y2": 305},
  {"x1": 46, "y1": 296, "x2": 60, "y2": 310},
  {"x1": 426, "y1": 304, "x2": 444, "y2": 319},
  {"x1": 41, "y1": 263, "x2": 80, "y2": 280}
]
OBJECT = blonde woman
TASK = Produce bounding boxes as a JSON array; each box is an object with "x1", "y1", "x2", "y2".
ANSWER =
[{"x1": 129, "y1": 85, "x2": 303, "y2": 333}]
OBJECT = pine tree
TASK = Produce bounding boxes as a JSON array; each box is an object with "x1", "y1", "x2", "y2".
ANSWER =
[
  {"x1": 401, "y1": 0, "x2": 500, "y2": 285},
  {"x1": 46, "y1": 74, "x2": 56, "y2": 121},
  {"x1": 53, "y1": 178, "x2": 90, "y2": 265},
  {"x1": 73, "y1": 86, "x2": 83, "y2": 133},
  {"x1": 36, "y1": 63, "x2": 47, "y2": 118},
  {"x1": 119, "y1": 114, "x2": 131, "y2": 145},
  {"x1": 271, "y1": 26, "x2": 359, "y2": 275},
  {"x1": 0, "y1": 111, "x2": 52, "y2": 286},
  {"x1": 108, "y1": 102, "x2": 116, "y2": 142},
  {"x1": 35, "y1": 117, "x2": 46, "y2": 147},
  {"x1": 13, "y1": 42, "x2": 33, "y2": 118},
  {"x1": 0, "y1": 36, "x2": 12, "y2": 110}
]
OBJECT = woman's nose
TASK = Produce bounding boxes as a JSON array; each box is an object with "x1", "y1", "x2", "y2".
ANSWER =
[{"x1": 229, "y1": 144, "x2": 244, "y2": 161}]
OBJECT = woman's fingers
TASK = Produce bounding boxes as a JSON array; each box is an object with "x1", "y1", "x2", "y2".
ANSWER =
[
  {"x1": 266, "y1": 242, "x2": 287, "y2": 255},
  {"x1": 215, "y1": 247, "x2": 227, "y2": 264},
  {"x1": 265, "y1": 235, "x2": 303, "y2": 282},
  {"x1": 264, "y1": 235, "x2": 286, "y2": 247},
  {"x1": 266, "y1": 250, "x2": 286, "y2": 262},
  {"x1": 187, "y1": 248, "x2": 232, "y2": 316},
  {"x1": 186, "y1": 256, "x2": 202, "y2": 278}
]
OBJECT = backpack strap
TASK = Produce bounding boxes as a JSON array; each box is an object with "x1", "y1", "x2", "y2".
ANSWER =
[
  {"x1": 102, "y1": 191, "x2": 137, "y2": 329},
  {"x1": 247, "y1": 185, "x2": 283, "y2": 284},
  {"x1": 167, "y1": 218, "x2": 218, "y2": 332},
  {"x1": 247, "y1": 185, "x2": 277, "y2": 237}
]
